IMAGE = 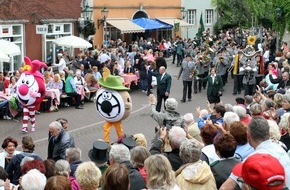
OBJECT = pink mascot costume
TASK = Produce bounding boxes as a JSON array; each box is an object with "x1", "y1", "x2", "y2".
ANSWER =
[{"x1": 16, "y1": 56, "x2": 47, "y2": 133}]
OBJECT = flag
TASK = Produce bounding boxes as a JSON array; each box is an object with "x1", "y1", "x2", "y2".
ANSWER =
[
  {"x1": 174, "y1": 22, "x2": 180, "y2": 32},
  {"x1": 197, "y1": 13, "x2": 205, "y2": 38}
]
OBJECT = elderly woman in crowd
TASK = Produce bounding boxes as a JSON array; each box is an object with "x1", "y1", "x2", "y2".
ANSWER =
[
  {"x1": 6, "y1": 136, "x2": 42, "y2": 185},
  {"x1": 200, "y1": 124, "x2": 220, "y2": 165},
  {"x1": 130, "y1": 146, "x2": 151, "y2": 182},
  {"x1": 233, "y1": 105, "x2": 251, "y2": 126},
  {"x1": 211, "y1": 134, "x2": 240, "y2": 189},
  {"x1": 75, "y1": 161, "x2": 102, "y2": 190},
  {"x1": 274, "y1": 93, "x2": 285, "y2": 117},
  {"x1": 176, "y1": 139, "x2": 216, "y2": 190},
  {"x1": 149, "y1": 95, "x2": 183, "y2": 128},
  {"x1": 55, "y1": 159, "x2": 80, "y2": 190},
  {"x1": 132, "y1": 133, "x2": 147, "y2": 147},
  {"x1": 229, "y1": 121, "x2": 254, "y2": 161},
  {"x1": 44, "y1": 175, "x2": 71, "y2": 190},
  {"x1": 21, "y1": 160, "x2": 46, "y2": 176},
  {"x1": 21, "y1": 169, "x2": 47, "y2": 190},
  {"x1": 65, "y1": 70, "x2": 83, "y2": 109},
  {"x1": 101, "y1": 163, "x2": 130, "y2": 190},
  {"x1": 249, "y1": 103, "x2": 263, "y2": 117},
  {"x1": 0, "y1": 137, "x2": 20, "y2": 170},
  {"x1": 279, "y1": 112, "x2": 290, "y2": 150},
  {"x1": 145, "y1": 154, "x2": 180, "y2": 190}
]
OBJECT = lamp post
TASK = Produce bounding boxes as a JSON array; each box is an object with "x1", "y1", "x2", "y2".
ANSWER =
[
  {"x1": 275, "y1": 7, "x2": 282, "y2": 53},
  {"x1": 97, "y1": 7, "x2": 109, "y2": 45},
  {"x1": 78, "y1": 4, "x2": 94, "y2": 38}
]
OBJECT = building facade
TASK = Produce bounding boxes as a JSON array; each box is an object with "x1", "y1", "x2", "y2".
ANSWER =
[
  {"x1": 93, "y1": 0, "x2": 192, "y2": 46},
  {"x1": 181, "y1": 0, "x2": 217, "y2": 39},
  {"x1": 0, "y1": 0, "x2": 82, "y2": 71}
]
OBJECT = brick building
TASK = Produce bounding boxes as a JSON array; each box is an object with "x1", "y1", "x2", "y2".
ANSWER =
[{"x1": 0, "y1": 0, "x2": 82, "y2": 71}]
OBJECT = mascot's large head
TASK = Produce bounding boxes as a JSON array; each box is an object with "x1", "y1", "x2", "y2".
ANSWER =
[
  {"x1": 95, "y1": 68, "x2": 132, "y2": 122},
  {"x1": 16, "y1": 56, "x2": 47, "y2": 106}
]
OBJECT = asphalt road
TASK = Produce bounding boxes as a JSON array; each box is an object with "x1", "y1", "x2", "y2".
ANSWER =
[{"x1": 0, "y1": 59, "x2": 238, "y2": 161}]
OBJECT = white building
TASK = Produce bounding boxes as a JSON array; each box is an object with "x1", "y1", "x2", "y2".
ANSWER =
[{"x1": 181, "y1": 0, "x2": 217, "y2": 39}]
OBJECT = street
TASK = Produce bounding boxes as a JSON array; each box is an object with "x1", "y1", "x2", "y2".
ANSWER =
[{"x1": 0, "y1": 60, "x2": 238, "y2": 161}]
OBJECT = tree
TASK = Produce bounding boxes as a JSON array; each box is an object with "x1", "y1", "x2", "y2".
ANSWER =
[{"x1": 212, "y1": 0, "x2": 290, "y2": 36}]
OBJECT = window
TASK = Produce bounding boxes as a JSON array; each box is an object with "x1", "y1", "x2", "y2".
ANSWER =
[
  {"x1": 0, "y1": 26, "x2": 12, "y2": 36},
  {"x1": 205, "y1": 9, "x2": 213, "y2": 25},
  {"x1": 187, "y1": 9, "x2": 196, "y2": 25}
]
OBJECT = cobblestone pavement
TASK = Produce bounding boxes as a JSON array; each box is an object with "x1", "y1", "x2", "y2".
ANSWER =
[{"x1": 0, "y1": 58, "x2": 238, "y2": 161}]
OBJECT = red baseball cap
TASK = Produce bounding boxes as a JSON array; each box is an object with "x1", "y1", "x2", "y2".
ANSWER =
[{"x1": 232, "y1": 153, "x2": 285, "y2": 190}]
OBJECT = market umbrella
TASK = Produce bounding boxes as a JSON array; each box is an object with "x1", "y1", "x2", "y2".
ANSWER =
[
  {"x1": 0, "y1": 39, "x2": 21, "y2": 56},
  {"x1": 0, "y1": 50, "x2": 10, "y2": 62},
  {"x1": 53, "y1": 35, "x2": 92, "y2": 48}
]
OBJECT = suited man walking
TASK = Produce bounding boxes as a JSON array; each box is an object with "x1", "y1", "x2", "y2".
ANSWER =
[
  {"x1": 177, "y1": 54, "x2": 195, "y2": 102},
  {"x1": 150, "y1": 66, "x2": 172, "y2": 112}
]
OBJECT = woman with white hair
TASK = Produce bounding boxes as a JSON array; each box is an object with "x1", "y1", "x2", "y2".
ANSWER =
[
  {"x1": 55, "y1": 159, "x2": 80, "y2": 190},
  {"x1": 279, "y1": 113, "x2": 290, "y2": 150},
  {"x1": 233, "y1": 105, "x2": 251, "y2": 126},
  {"x1": 268, "y1": 120, "x2": 288, "y2": 151},
  {"x1": 75, "y1": 161, "x2": 102, "y2": 190},
  {"x1": 149, "y1": 94, "x2": 183, "y2": 128},
  {"x1": 21, "y1": 169, "x2": 47, "y2": 190},
  {"x1": 176, "y1": 139, "x2": 216, "y2": 190}
]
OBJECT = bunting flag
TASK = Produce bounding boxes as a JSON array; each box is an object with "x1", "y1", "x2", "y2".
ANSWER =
[
  {"x1": 259, "y1": 55, "x2": 264, "y2": 75},
  {"x1": 233, "y1": 54, "x2": 239, "y2": 75},
  {"x1": 197, "y1": 13, "x2": 205, "y2": 38}
]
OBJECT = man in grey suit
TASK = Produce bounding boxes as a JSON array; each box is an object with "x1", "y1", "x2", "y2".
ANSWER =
[
  {"x1": 149, "y1": 66, "x2": 172, "y2": 112},
  {"x1": 177, "y1": 54, "x2": 196, "y2": 102}
]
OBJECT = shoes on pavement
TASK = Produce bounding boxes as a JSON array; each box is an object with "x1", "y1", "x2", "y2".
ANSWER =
[
  {"x1": 194, "y1": 91, "x2": 197, "y2": 94},
  {"x1": 188, "y1": 99, "x2": 191, "y2": 102},
  {"x1": 180, "y1": 99, "x2": 186, "y2": 103},
  {"x1": 22, "y1": 128, "x2": 28, "y2": 133},
  {"x1": 64, "y1": 102, "x2": 70, "y2": 107},
  {"x1": 75, "y1": 106, "x2": 84, "y2": 109},
  {"x1": 3, "y1": 115, "x2": 12, "y2": 120},
  {"x1": 35, "y1": 110, "x2": 41, "y2": 114},
  {"x1": 49, "y1": 106, "x2": 55, "y2": 112},
  {"x1": 31, "y1": 127, "x2": 35, "y2": 132}
]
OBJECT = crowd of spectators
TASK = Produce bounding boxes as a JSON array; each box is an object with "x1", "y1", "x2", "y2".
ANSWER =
[{"x1": 1, "y1": 26, "x2": 290, "y2": 190}]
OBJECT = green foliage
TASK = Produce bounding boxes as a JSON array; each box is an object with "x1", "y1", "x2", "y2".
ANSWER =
[{"x1": 212, "y1": 0, "x2": 290, "y2": 36}]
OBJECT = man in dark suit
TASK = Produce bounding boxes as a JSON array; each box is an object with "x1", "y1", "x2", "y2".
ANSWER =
[{"x1": 150, "y1": 66, "x2": 172, "y2": 112}]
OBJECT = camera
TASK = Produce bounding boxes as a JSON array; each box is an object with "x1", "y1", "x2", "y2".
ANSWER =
[{"x1": 209, "y1": 114, "x2": 218, "y2": 124}]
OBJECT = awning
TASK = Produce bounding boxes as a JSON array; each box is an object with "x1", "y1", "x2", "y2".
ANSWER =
[
  {"x1": 157, "y1": 17, "x2": 194, "y2": 28},
  {"x1": 132, "y1": 18, "x2": 172, "y2": 30},
  {"x1": 106, "y1": 18, "x2": 145, "y2": 34}
]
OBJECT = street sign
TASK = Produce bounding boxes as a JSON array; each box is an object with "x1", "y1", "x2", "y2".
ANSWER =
[{"x1": 36, "y1": 25, "x2": 48, "y2": 34}]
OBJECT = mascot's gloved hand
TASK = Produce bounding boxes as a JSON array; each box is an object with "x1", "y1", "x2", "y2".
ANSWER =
[{"x1": 29, "y1": 90, "x2": 41, "y2": 98}]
